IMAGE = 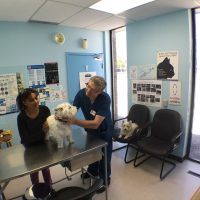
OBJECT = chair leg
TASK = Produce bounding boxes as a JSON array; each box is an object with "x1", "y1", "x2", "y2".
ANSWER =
[
  {"x1": 160, "y1": 156, "x2": 176, "y2": 180},
  {"x1": 112, "y1": 144, "x2": 127, "y2": 152},
  {"x1": 133, "y1": 148, "x2": 151, "y2": 167},
  {"x1": 124, "y1": 144, "x2": 134, "y2": 163},
  {"x1": 124, "y1": 144, "x2": 145, "y2": 164},
  {"x1": 134, "y1": 149, "x2": 176, "y2": 180}
]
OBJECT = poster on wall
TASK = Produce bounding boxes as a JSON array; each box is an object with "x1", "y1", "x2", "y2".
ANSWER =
[
  {"x1": 157, "y1": 51, "x2": 179, "y2": 80},
  {"x1": 16, "y1": 73, "x2": 24, "y2": 93},
  {"x1": 79, "y1": 72, "x2": 96, "y2": 89},
  {"x1": 132, "y1": 80, "x2": 162, "y2": 107},
  {"x1": 129, "y1": 66, "x2": 138, "y2": 80},
  {"x1": 129, "y1": 65, "x2": 157, "y2": 80},
  {"x1": 44, "y1": 62, "x2": 59, "y2": 85},
  {"x1": 137, "y1": 65, "x2": 157, "y2": 80},
  {"x1": 0, "y1": 98, "x2": 6, "y2": 114},
  {"x1": 27, "y1": 65, "x2": 46, "y2": 88},
  {"x1": 38, "y1": 86, "x2": 67, "y2": 102},
  {"x1": 0, "y1": 73, "x2": 18, "y2": 114},
  {"x1": 169, "y1": 81, "x2": 181, "y2": 105}
]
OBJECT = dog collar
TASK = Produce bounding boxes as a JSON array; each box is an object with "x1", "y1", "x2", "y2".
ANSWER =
[{"x1": 57, "y1": 118, "x2": 67, "y2": 123}]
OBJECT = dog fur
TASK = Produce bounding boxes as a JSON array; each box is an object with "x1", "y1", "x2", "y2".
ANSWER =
[
  {"x1": 46, "y1": 102, "x2": 77, "y2": 148},
  {"x1": 119, "y1": 120, "x2": 138, "y2": 139}
]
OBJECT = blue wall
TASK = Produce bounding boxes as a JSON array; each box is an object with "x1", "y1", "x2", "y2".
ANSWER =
[
  {"x1": 0, "y1": 9, "x2": 193, "y2": 158},
  {"x1": 126, "y1": 10, "x2": 192, "y2": 158},
  {"x1": 0, "y1": 22, "x2": 107, "y2": 145}
]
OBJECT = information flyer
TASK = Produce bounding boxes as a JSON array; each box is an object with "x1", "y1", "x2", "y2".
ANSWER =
[{"x1": 27, "y1": 65, "x2": 46, "y2": 88}]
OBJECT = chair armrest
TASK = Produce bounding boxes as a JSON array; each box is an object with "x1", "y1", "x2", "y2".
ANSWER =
[
  {"x1": 113, "y1": 117, "x2": 128, "y2": 129},
  {"x1": 133, "y1": 122, "x2": 151, "y2": 138},
  {"x1": 113, "y1": 117, "x2": 127, "y2": 124},
  {"x1": 171, "y1": 130, "x2": 183, "y2": 143},
  {"x1": 138, "y1": 122, "x2": 152, "y2": 130}
]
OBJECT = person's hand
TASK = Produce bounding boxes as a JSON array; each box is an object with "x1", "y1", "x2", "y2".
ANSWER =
[
  {"x1": 54, "y1": 116, "x2": 59, "y2": 120},
  {"x1": 0, "y1": 134, "x2": 12, "y2": 142},
  {"x1": 42, "y1": 121, "x2": 49, "y2": 134},
  {"x1": 65, "y1": 117, "x2": 76, "y2": 125}
]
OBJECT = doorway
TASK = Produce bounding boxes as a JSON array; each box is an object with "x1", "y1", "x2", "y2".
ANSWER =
[
  {"x1": 66, "y1": 52, "x2": 104, "y2": 120},
  {"x1": 189, "y1": 9, "x2": 200, "y2": 162},
  {"x1": 111, "y1": 27, "x2": 128, "y2": 120}
]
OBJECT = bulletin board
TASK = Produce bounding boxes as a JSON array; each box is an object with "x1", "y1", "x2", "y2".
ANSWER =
[
  {"x1": 132, "y1": 80, "x2": 162, "y2": 107},
  {"x1": 0, "y1": 74, "x2": 19, "y2": 114}
]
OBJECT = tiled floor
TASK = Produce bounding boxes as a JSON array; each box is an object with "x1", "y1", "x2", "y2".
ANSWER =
[{"x1": 3, "y1": 143, "x2": 200, "y2": 200}]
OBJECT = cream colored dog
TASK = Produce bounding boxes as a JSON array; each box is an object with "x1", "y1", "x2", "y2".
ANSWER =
[
  {"x1": 119, "y1": 120, "x2": 138, "y2": 139},
  {"x1": 46, "y1": 103, "x2": 77, "y2": 148}
]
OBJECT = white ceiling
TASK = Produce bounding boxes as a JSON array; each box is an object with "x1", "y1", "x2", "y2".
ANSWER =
[{"x1": 0, "y1": 0, "x2": 199, "y2": 31}]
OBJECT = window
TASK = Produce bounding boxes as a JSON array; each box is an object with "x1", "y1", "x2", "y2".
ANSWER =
[{"x1": 111, "y1": 27, "x2": 128, "y2": 120}]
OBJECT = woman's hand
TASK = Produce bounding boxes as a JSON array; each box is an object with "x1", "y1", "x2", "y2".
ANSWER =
[{"x1": 42, "y1": 121, "x2": 49, "y2": 134}]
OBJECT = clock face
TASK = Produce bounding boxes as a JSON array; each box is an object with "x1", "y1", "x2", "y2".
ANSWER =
[{"x1": 54, "y1": 33, "x2": 65, "y2": 44}]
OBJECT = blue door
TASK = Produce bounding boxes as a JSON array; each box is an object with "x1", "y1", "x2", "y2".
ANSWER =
[{"x1": 66, "y1": 52, "x2": 104, "y2": 119}]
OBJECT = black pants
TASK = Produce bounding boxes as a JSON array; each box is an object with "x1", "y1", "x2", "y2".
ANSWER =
[{"x1": 87, "y1": 129, "x2": 113, "y2": 184}]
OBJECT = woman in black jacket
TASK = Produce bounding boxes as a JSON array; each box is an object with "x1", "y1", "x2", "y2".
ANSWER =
[{"x1": 16, "y1": 88, "x2": 52, "y2": 188}]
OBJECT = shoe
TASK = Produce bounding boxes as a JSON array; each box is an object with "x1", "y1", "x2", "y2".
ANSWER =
[
  {"x1": 96, "y1": 178, "x2": 111, "y2": 194},
  {"x1": 96, "y1": 185, "x2": 106, "y2": 194},
  {"x1": 103, "y1": 178, "x2": 111, "y2": 186},
  {"x1": 22, "y1": 195, "x2": 27, "y2": 200},
  {"x1": 50, "y1": 189, "x2": 56, "y2": 198},
  {"x1": 107, "y1": 178, "x2": 111, "y2": 186}
]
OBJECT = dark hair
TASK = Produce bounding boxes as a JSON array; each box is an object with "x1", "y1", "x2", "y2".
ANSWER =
[{"x1": 16, "y1": 88, "x2": 39, "y2": 111}]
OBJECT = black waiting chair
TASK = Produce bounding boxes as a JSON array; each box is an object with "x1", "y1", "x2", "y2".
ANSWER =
[
  {"x1": 134, "y1": 109, "x2": 182, "y2": 180},
  {"x1": 112, "y1": 104, "x2": 150, "y2": 163},
  {"x1": 52, "y1": 178, "x2": 103, "y2": 200}
]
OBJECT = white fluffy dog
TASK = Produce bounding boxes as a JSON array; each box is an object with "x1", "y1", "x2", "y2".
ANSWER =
[
  {"x1": 119, "y1": 120, "x2": 139, "y2": 139},
  {"x1": 46, "y1": 103, "x2": 77, "y2": 148}
]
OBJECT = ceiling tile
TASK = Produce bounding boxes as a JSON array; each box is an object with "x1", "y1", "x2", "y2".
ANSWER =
[
  {"x1": 51, "y1": 0, "x2": 100, "y2": 7},
  {"x1": 0, "y1": 0, "x2": 45, "y2": 21},
  {"x1": 119, "y1": 0, "x2": 197, "y2": 21},
  {"x1": 31, "y1": 1, "x2": 83, "y2": 23},
  {"x1": 87, "y1": 16, "x2": 130, "y2": 31},
  {"x1": 0, "y1": 0, "x2": 199, "y2": 31},
  {"x1": 61, "y1": 8, "x2": 112, "y2": 28}
]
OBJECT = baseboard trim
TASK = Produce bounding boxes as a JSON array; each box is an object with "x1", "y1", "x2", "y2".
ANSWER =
[{"x1": 168, "y1": 154, "x2": 185, "y2": 162}]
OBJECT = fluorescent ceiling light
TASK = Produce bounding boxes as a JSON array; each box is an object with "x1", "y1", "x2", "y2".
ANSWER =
[{"x1": 90, "y1": 0, "x2": 156, "y2": 14}]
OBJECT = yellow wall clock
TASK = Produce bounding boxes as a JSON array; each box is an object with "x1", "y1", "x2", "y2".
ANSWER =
[{"x1": 54, "y1": 33, "x2": 65, "y2": 44}]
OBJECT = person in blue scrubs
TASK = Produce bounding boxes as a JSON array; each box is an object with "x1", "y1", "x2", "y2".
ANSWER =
[{"x1": 68, "y1": 76, "x2": 113, "y2": 193}]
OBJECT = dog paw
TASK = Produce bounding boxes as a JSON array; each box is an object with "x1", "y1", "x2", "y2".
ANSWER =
[{"x1": 118, "y1": 135, "x2": 122, "y2": 138}]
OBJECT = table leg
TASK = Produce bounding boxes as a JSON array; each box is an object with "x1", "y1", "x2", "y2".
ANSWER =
[
  {"x1": 104, "y1": 145, "x2": 108, "y2": 200},
  {"x1": 0, "y1": 185, "x2": 6, "y2": 200}
]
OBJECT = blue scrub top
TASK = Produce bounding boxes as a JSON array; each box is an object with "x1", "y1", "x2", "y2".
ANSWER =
[{"x1": 73, "y1": 88, "x2": 113, "y2": 140}]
